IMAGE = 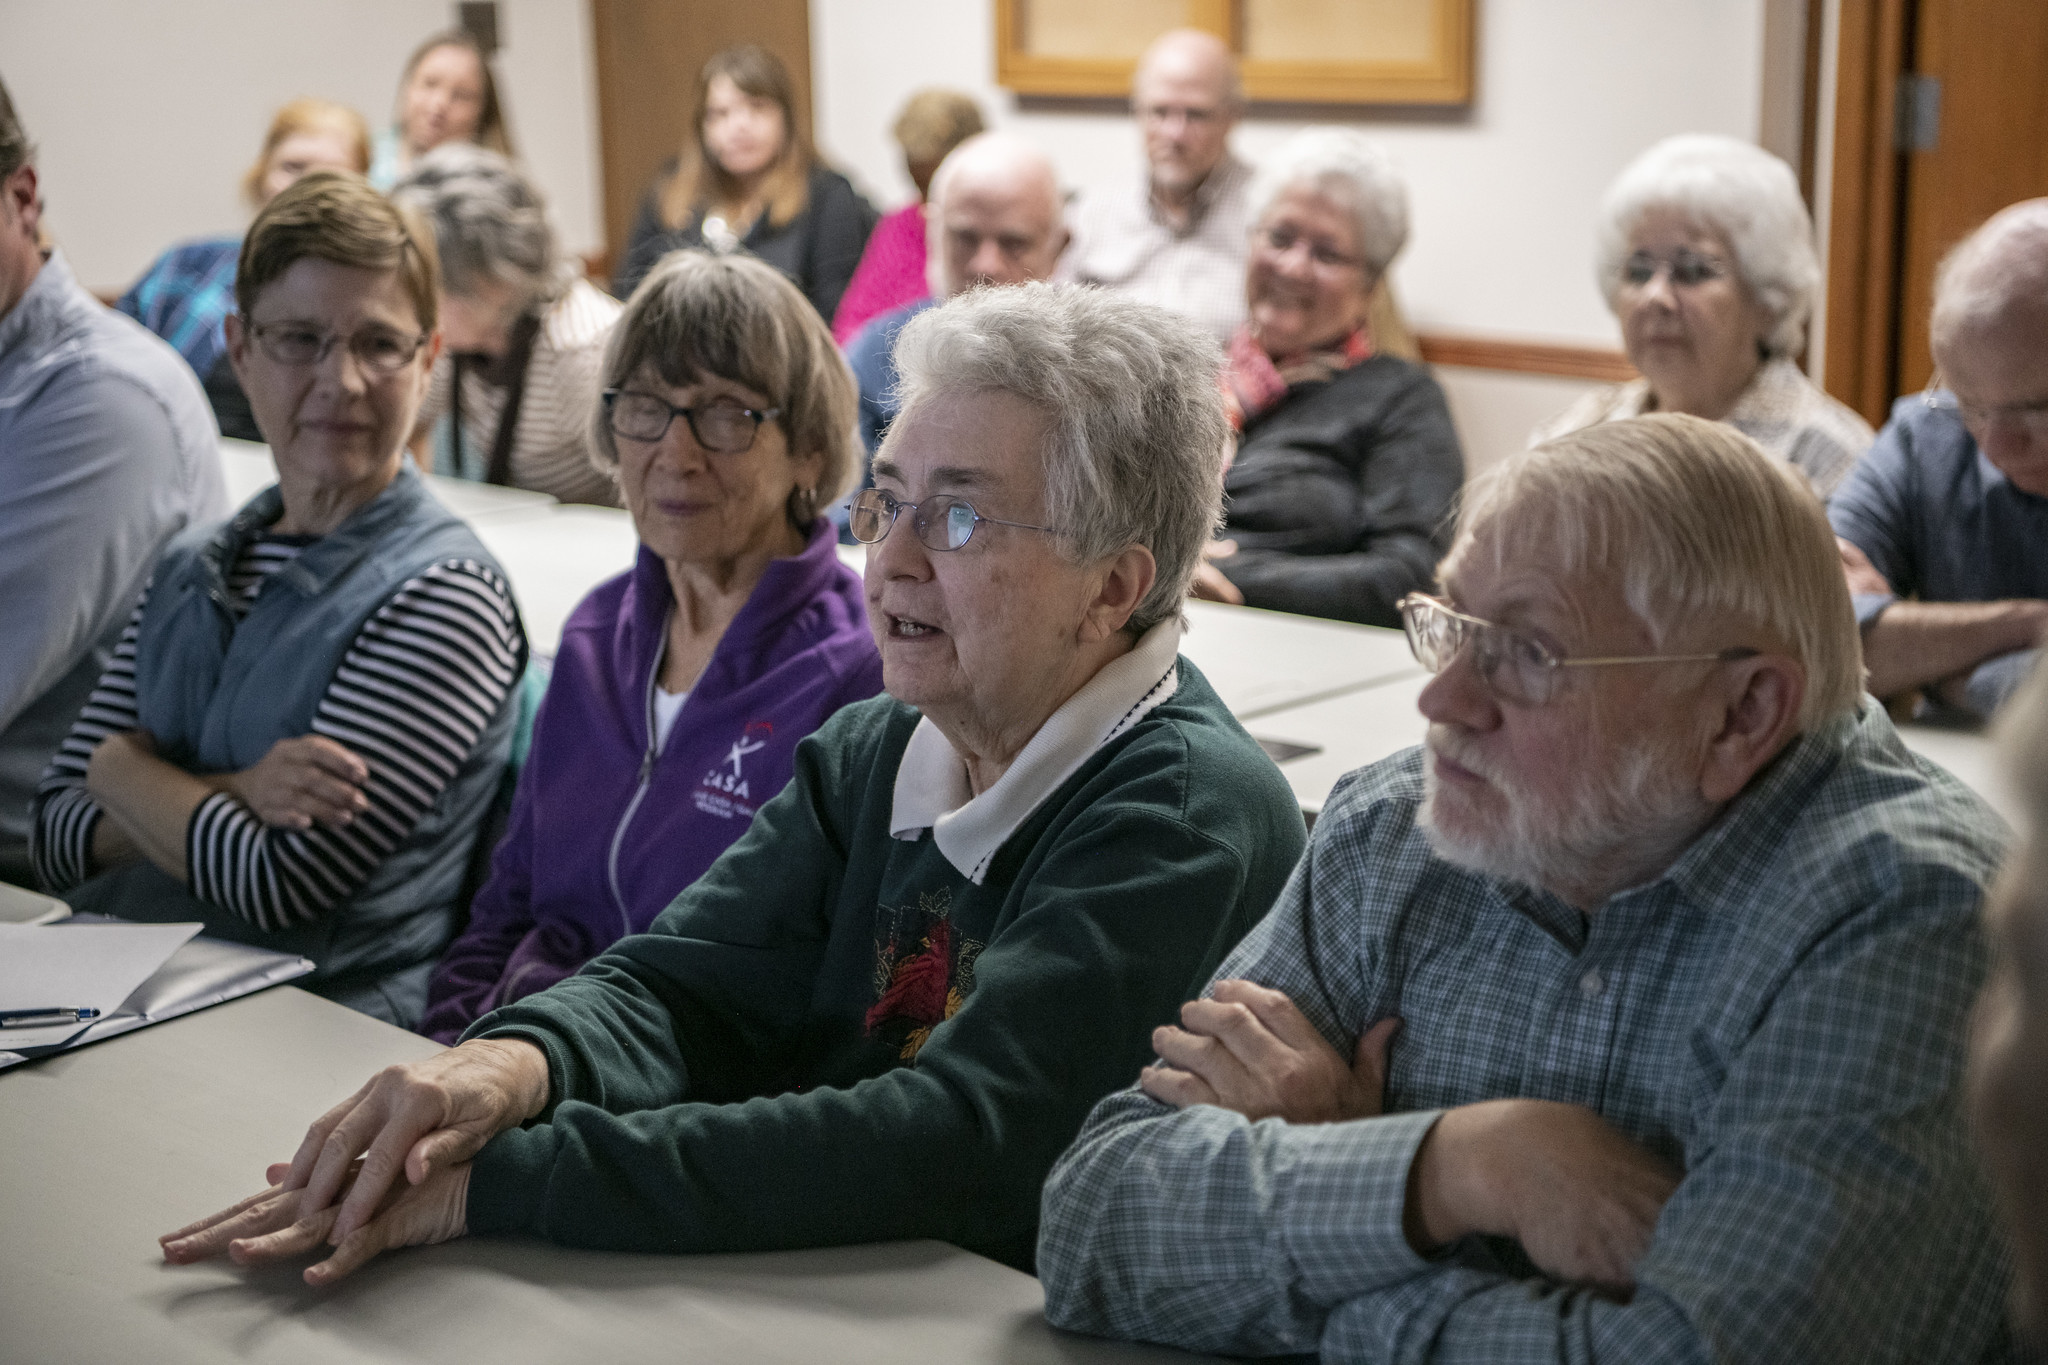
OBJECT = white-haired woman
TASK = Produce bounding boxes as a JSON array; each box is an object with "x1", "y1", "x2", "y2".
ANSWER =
[
  {"x1": 1192, "y1": 128, "x2": 1464, "y2": 627},
  {"x1": 1535, "y1": 134, "x2": 1872, "y2": 494},
  {"x1": 393, "y1": 144, "x2": 622, "y2": 505},
  {"x1": 161, "y1": 282, "x2": 1306, "y2": 1287}
]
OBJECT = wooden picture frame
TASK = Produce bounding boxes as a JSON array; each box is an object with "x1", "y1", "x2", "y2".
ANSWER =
[{"x1": 994, "y1": 0, "x2": 1474, "y2": 106}]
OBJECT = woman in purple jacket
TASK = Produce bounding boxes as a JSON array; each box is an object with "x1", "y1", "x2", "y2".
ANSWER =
[{"x1": 420, "y1": 251, "x2": 883, "y2": 1043}]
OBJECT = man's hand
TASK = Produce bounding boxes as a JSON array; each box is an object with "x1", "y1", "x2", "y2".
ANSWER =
[
  {"x1": 274, "y1": 1039, "x2": 549, "y2": 1246},
  {"x1": 1140, "y1": 978, "x2": 1400, "y2": 1124},
  {"x1": 1408, "y1": 1098, "x2": 1682, "y2": 1298},
  {"x1": 1190, "y1": 540, "x2": 1244, "y2": 605},
  {"x1": 220, "y1": 735, "x2": 371, "y2": 830},
  {"x1": 1837, "y1": 537, "x2": 1893, "y2": 598},
  {"x1": 161, "y1": 1158, "x2": 469, "y2": 1287}
]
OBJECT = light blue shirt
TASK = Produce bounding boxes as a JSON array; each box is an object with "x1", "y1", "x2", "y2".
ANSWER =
[
  {"x1": 1040, "y1": 702, "x2": 2012, "y2": 1363},
  {"x1": 0, "y1": 250, "x2": 224, "y2": 881}
]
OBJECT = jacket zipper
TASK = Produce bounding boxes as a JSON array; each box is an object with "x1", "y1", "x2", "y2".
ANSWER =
[{"x1": 604, "y1": 628, "x2": 667, "y2": 939}]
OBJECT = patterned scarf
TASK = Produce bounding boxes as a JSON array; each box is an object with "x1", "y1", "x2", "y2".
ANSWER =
[{"x1": 1221, "y1": 324, "x2": 1376, "y2": 433}]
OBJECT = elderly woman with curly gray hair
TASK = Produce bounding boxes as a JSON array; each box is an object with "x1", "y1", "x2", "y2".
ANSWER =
[
  {"x1": 1534, "y1": 134, "x2": 1873, "y2": 495},
  {"x1": 1192, "y1": 128, "x2": 1465, "y2": 627},
  {"x1": 393, "y1": 143, "x2": 623, "y2": 505},
  {"x1": 159, "y1": 281, "x2": 1307, "y2": 1285}
]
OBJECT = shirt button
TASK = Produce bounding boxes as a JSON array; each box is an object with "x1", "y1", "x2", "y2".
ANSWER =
[{"x1": 1579, "y1": 969, "x2": 1604, "y2": 999}]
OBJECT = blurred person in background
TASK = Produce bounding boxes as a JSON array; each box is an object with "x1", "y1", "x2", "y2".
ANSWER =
[
  {"x1": 1191, "y1": 129, "x2": 1461, "y2": 627},
  {"x1": 614, "y1": 44, "x2": 874, "y2": 322},
  {"x1": 367, "y1": 30, "x2": 513, "y2": 191},
  {"x1": 0, "y1": 73, "x2": 224, "y2": 886},
  {"x1": 395, "y1": 144, "x2": 622, "y2": 506},
  {"x1": 119, "y1": 98, "x2": 370, "y2": 441},
  {"x1": 1535, "y1": 134, "x2": 1871, "y2": 496},
  {"x1": 830, "y1": 88, "x2": 983, "y2": 345}
]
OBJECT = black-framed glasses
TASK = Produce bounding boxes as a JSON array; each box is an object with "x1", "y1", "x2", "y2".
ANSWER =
[
  {"x1": 247, "y1": 321, "x2": 427, "y2": 374},
  {"x1": 1398, "y1": 593, "x2": 1757, "y2": 707},
  {"x1": 1920, "y1": 369, "x2": 2048, "y2": 427},
  {"x1": 1254, "y1": 225, "x2": 1362, "y2": 271},
  {"x1": 848, "y1": 487, "x2": 1054, "y2": 552},
  {"x1": 603, "y1": 388, "x2": 781, "y2": 453},
  {"x1": 1620, "y1": 249, "x2": 1729, "y2": 289}
]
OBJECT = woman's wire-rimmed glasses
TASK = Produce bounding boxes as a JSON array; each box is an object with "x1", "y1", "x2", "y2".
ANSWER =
[
  {"x1": 603, "y1": 388, "x2": 781, "y2": 454},
  {"x1": 247, "y1": 322, "x2": 428, "y2": 374},
  {"x1": 848, "y1": 487, "x2": 1054, "y2": 552},
  {"x1": 1397, "y1": 593, "x2": 1757, "y2": 707}
]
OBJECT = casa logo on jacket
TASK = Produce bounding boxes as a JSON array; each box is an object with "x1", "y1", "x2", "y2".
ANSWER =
[{"x1": 694, "y1": 721, "x2": 773, "y2": 820}]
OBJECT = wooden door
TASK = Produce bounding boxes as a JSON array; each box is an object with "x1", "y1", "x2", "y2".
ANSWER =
[
  {"x1": 1823, "y1": 0, "x2": 2048, "y2": 422},
  {"x1": 1894, "y1": 0, "x2": 2048, "y2": 393},
  {"x1": 588, "y1": 0, "x2": 814, "y2": 285}
]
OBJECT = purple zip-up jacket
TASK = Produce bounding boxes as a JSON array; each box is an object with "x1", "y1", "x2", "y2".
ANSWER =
[{"x1": 420, "y1": 520, "x2": 882, "y2": 1044}]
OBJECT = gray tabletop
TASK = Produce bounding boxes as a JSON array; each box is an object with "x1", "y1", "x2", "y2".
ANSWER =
[{"x1": 0, "y1": 986, "x2": 1213, "y2": 1365}]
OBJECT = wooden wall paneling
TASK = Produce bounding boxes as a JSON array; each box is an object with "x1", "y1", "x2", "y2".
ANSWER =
[
  {"x1": 589, "y1": 0, "x2": 814, "y2": 281},
  {"x1": 1820, "y1": 0, "x2": 1910, "y2": 426}
]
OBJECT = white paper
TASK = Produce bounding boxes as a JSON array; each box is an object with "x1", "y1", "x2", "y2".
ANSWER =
[{"x1": 0, "y1": 921, "x2": 202, "y2": 1049}]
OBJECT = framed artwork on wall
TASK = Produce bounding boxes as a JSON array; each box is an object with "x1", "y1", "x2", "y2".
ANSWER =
[{"x1": 994, "y1": 0, "x2": 1475, "y2": 105}]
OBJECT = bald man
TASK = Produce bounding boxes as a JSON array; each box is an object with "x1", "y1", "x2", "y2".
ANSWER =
[
  {"x1": 841, "y1": 131, "x2": 1068, "y2": 464},
  {"x1": 1058, "y1": 29, "x2": 1250, "y2": 345},
  {"x1": 1830, "y1": 199, "x2": 2048, "y2": 720}
]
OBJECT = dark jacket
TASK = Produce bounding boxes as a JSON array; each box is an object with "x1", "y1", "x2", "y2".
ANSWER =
[
  {"x1": 1216, "y1": 355, "x2": 1464, "y2": 625},
  {"x1": 419, "y1": 519, "x2": 883, "y2": 1043},
  {"x1": 614, "y1": 165, "x2": 877, "y2": 322}
]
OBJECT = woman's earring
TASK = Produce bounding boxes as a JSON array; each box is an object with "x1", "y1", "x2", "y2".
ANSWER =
[{"x1": 788, "y1": 484, "x2": 819, "y2": 526}]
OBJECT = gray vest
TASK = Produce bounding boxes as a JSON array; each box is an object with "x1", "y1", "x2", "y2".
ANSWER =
[{"x1": 70, "y1": 465, "x2": 524, "y2": 999}]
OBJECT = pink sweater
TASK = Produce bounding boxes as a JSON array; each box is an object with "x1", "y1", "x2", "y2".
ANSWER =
[{"x1": 832, "y1": 202, "x2": 930, "y2": 345}]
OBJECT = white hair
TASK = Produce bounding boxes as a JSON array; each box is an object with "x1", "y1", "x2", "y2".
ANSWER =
[
  {"x1": 1931, "y1": 199, "x2": 2048, "y2": 350},
  {"x1": 1449, "y1": 414, "x2": 1863, "y2": 731},
  {"x1": 888, "y1": 282, "x2": 1228, "y2": 635},
  {"x1": 1595, "y1": 134, "x2": 1819, "y2": 358},
  {"x1": 391, "y1": 143, "x2": 567, "y2": 305},
  {"x1": 1246, "y1": 128, "x2": 1410, "y2": 279}
]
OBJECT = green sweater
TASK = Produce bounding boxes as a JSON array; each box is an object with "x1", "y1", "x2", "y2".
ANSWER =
[{"x1": 464, "y1": 660, "x2": 1306, "y2": 1269}]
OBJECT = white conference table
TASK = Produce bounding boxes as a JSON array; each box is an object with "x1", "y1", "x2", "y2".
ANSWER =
[{"x1": 0, "y1": 985, "x2": 1214, "y2": 1365}]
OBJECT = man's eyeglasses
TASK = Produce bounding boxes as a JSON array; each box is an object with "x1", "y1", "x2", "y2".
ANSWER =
[
  {"x1": 603, "y1": 389, "x2": 781, "y2": 454},
  {"x1": 1397, "y1": 593, "x2": 1757, "y2": 707},
  {"x1": 248, "y1": 322, "x2": 427, "y2": 374},
  {"x1": 1620, "y1": 249, "x2": 1729, "y2": 290},
  {"x1": 1920, "y1": 371, "x2": 2048, "y2": 428},
  {"x1": 848, "y1": 487, "x2": 1054, "y2": 552},
  {"x1": 1254, "y1": 225, "x2": 1362, "y2": 272}
]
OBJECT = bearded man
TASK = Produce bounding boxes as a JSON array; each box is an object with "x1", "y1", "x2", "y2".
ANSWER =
[{"x1": 1038, "y1": 414, "x2": 2014, "y2": 1363}]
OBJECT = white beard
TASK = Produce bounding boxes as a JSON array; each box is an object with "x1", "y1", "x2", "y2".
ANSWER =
[{"x1": 1418, "y1": 722, "x2": 1714, "y2": 902}]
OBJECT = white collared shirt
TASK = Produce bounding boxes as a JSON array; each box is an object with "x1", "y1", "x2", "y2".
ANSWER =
[{"x1": 889, "y1": 618, "x2": 1184, "y2": 884}]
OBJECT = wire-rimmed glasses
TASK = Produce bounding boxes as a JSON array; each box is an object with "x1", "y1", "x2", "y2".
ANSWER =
[{"x1": 847, "y1": 487, "x2": 1054, "y2": 552}]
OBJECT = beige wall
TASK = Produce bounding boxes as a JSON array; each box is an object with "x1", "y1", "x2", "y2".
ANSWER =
[{"x1": 2, "y1": 0, "x2": 603, "y2": 292}]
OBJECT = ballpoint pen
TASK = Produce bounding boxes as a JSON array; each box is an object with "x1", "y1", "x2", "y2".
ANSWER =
[{"x1": 0, "y1": 1007, "x2": 101, "y2": 1029}]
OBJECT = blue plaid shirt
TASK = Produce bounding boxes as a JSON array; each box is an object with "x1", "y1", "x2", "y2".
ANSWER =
[
  {"x1": 1039, "y1": 700, "x2": 2013, "y2": 1363},
  {"x1": 115, "y1": 236, "x2": 239, "y2": 381}
]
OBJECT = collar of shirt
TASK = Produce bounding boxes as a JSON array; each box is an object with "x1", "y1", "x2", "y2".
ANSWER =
[
  {"x1": 889, "y1": 617, "x2": 1184, "y2": 883},
  {"x1": 1142, "y1": 153, "x2": 1251, "y2": 237},
  {"x1": 0, "y1": 249, "x2": 84, "y2": 361}
]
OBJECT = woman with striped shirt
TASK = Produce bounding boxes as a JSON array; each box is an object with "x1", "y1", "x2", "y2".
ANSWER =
[{"x1": 32, "y1": 171, "x2": 525, "y2": 1027}]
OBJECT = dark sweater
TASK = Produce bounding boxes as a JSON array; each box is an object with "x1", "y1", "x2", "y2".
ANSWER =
[
  {"x1": 463, "y1": 662, "x2": 1307, "y2": 1270},
  {"x1": 1217, "y1": 354, "x2": 1464, "y2": 625},
  {"x1": 614, "y1": 165, "x2": 877, "y2": 322}
]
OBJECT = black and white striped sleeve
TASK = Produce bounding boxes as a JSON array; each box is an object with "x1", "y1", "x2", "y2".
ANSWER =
[
  {"x1": 31, "y1": 586, "x2": 151, "y2": 892},
  {"x1": 185, "y1": 560, "x2": 523, "y2": 931}
]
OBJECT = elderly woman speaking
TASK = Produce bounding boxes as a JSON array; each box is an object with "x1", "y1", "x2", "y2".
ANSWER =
[
  {"x1": 1535, "y1": 134, "x2": 1872, "y2": 494},
  {"x1": 1193, "y1": 128, "x2": 1465, "y2": 626},
  {"x1": 160, "y1": 282, "x2": 1305, "y2": 1282},
  {"x1": 33, "y1": 173, "x2": 525, "y2": 1025}
]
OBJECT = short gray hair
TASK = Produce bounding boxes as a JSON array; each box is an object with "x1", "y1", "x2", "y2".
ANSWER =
[
  {"x1": 590, "y1": 251, "x2": 859, "y2": 507},
  {"x1": 1595, "y1": 134, "x2": 1819, "y2": 358},
  {"x1": 1246, "y1": 128, "x2": 1410, "y2": 278},
  {"x1": 0, "y1": 73, "x2": 34, "y2": 181},
  {"x1": 1449, "y1": 413, "x2": 1862, "y2": 732},
  {"x1": 391, "y1": 143, "x2": 565, "y2": 305},
  {"x1": 1931, "y1": 198, "x2": 2048, "y2": 351},
  {"x1": 889, "y1": 282, "x2": 1228, "y2": 635}
]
